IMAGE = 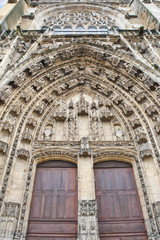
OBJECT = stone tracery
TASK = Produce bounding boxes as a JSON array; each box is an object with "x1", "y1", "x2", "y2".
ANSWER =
[{"x1": 43, "y1": 10, "x2": 116, "y2": 34}]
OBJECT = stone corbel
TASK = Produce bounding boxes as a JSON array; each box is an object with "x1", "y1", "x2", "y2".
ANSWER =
[
  {"x1": 17, "y1": 149, "x2": 29, "y2": 160},
  {"x1": 130, "y1": 116, "x2": 141, "y2": 129},
  {"x1": 136, "y1": 132, "x2": 147, "y2": 144},
  {"x1": 119, "y1": 102, "x2": 133, "y2": 116},
  {"x1": 26, "y1": 116, "x2": 37, "y2": 127},
  {"x1": 21, "y1": 128, "x2": 32, "y2": 142},
  {"x1": 0, "y1": 141, "x2": 8, "y2": 153},
  {"x1": 0, "y1": 86, "x2": 12, "y2": 104},
  {"x1": 2, "y1": 121, "x2": 14, "y2": 133},
  {"x1": 140, "y1": 149, "x2": 152, "y2": 159},
  {"x1": 99, "y1": 110, "x2": 113, "y2": 121},
  {"x1": 145, "y1": 104, "x2": 158, "y2": 117},
  {"x1": 53, "y1": 111, "x2": 67, "y2": 121},
  {"x1": 135, "y1": 91, "x2": 146, "y2": 103},
  {"x1": 79, "y1": 137, "x2": 91, "y2": 157},
  {"x1": 10, "y1": 102, "x2": 21, "y2": 116}
]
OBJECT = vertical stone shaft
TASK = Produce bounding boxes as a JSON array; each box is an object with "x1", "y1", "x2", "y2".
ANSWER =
[{"x1": 77, "y1": 137, "x2": 99, "y2": 240}]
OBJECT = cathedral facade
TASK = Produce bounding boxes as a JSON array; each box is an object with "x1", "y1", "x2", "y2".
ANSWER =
[{"x1": 0, "y1": 0, "x2": 160, "y2": 239}]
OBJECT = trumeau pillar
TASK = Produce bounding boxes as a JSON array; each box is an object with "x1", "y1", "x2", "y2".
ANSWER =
[{"x1": 77, "y1": 137, "x2": 100, "y2": 240}]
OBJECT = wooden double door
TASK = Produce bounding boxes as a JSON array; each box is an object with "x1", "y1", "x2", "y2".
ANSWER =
[
  {"x1": 26, "y1": 161, "x2": 77, "y2": 240},
  {"x1": 27, "y1": 160, "x2": 147, "y2": 240}
]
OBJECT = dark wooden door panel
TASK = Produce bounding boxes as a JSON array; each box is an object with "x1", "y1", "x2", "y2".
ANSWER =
[
  {"x1": 27, "y1": 222, "x2": 77, "y2": 234},
  {"x1": 30, "y1": 168, "x2": 77, "y2": 221},
  {"x1": 122, "y1": 237, "x2": 147, "y2": 240},
  {"x1": 27, "y1": 161, "x2": 77, "y2": 239},
  {"x1": 99, "y1": 221, "x2": 146, "y2": 233},
  {"x1": 27, "y1": 237, "x2": 77, "y2": 240},
  {"x1": 100, "y1": 236, "x2": 147, "y2": 240},
  {"x1": 94, "y1": 161, "x2": 147, "y2": 239}
]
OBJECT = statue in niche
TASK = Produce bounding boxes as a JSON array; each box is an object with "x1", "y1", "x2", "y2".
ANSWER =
[
  {"x1": 114, "y1": 124, "x2": 124, "y2": 140},
  {"x1": 43, "y1": 125, "x2": 53, "y2": 140}
]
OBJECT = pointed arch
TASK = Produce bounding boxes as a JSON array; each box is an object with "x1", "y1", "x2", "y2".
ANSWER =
[{"x1": 0, "y1": 43, "x2": 159, "y2": 238}]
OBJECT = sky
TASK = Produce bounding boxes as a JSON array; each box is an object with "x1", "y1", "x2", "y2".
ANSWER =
[{"x1": 0, "y1": 0, "x2": 8, "y2": 8}]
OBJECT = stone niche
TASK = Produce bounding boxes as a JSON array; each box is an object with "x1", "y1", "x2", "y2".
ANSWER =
[{"x1": 42, "y1": 93, "x2": 127, "y2": 141}]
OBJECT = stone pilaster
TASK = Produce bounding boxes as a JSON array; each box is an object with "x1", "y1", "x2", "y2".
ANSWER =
[
  {"x1": 0, "y1": 202, "x2": 20, "y2": 240},
  {"x1": 77, "y1": 137, "x2": 100, "y2": 240},
  {"x1": 78, "y1": 200, "x2": 99, "y2": 240}
]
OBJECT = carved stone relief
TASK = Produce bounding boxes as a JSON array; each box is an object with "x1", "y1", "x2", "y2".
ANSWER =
[
  {"x1": 41, "y1": 94, "x2": 126, "y2": 142},
  {"x1": 153, "y1": 201, "x2": 160, "y2": 231},
  {"x1": 0, "y1": 202, "x2": 20, "y2": 239},
  {"x1": 78, "y1": 200, "x2": 99, "y2": 240},
  {"x1": 79, "y1": 137, "x2": 91, "y2": 157}
]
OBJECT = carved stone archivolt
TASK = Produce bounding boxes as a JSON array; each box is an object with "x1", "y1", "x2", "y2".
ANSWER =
[{"x1": 0, "y1": 41, "x2": 159, "y2": 239}]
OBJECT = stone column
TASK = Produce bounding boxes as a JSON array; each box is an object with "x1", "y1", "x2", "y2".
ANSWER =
[{"x1": 77, "y1": 137, "x2": 99, "y2": 240}]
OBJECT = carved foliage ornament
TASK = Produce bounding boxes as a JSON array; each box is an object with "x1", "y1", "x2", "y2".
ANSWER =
[
  {"x1": 79, "y1": 200, "x2": 97, "y2": 216},
  {"x1": 78, "y1": 200, "x2": 99, "y2": 240}
]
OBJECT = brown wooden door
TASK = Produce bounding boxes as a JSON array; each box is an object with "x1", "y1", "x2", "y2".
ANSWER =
[
  {"x1": 26, "y1": 161, "x2": 77, "y2": 240},
  {"x1": 94, "y1": 161, "x2": 147, "y2": 240}
]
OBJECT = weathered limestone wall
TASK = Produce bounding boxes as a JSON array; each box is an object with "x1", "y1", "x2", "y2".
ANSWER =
[
  {"x1": 131, "y1": 0, "x2": 160, "y2": 30},
  {"x1": 0, "y1": 0, "x2": 28, "y2": 31},
  {"x1": 0, "y1": 2, "x2": 16, "y2": 23},
  {"x1": 78, "y1": 156, "x2": 95, "y2": 200}
]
